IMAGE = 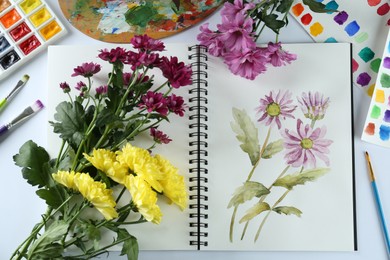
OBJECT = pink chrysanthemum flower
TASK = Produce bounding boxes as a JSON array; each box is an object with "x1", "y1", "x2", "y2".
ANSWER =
[
  {"x1": 138, "y1": 91, "x2": 168, "y2": 116},
  {"x1": 257, "y1": 90, "x2": 297, "y2": 129},
  {"x1": 197, "y1": 23, "x2": 225, "y2": 57},
  {"x1": 98, "y1": 47, "x2": 128, "y2": 63},
  {"x1": 166, "y1": 94, "x2": 186, "y2": 117},
  {"x1": 224, "y1": 47, "x2": 269, "y2": 80},
  {"x1": 297, "y1": 91, "x2": 330, "y2": 121},
  {"x1": 95, "y1": 85, "x2": 108, "y2": 96},
  {"x1": 59, "y1": 82, "x2": 70, "y2": 93},
  {"x1": 75, "y1": 81, "x2": 87, "y2": 91},
  {"x1": 158, "y1": 56, "x2": 192, "y2": 88},
  {"x1": 217, "y1": 13, "x2": 256, "y2": 52},
  {"x1": 72, "y1": 62, "x2": 101, "y2": 77},
  {"x1": 131, "y1": 34, "x2": 165, "y2": 52},
  {"x1": 282, "y1": 119, "x2": 333, "y2": 168},
  {"x1": 150, "y1": 127, "x2": 172, "y2": 144},
  {"x1": 266, "y1": 42, "x2": 297, "y2": 67},
  {"x1": 221, "y1": 0, "x2": 255, "y2": 22}
]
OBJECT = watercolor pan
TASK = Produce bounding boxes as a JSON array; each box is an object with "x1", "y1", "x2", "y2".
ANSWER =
[{"x1": 0, "y1": 0, "x2": 66, "y2": 81}]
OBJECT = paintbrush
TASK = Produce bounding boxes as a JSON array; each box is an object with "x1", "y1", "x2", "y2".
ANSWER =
[
  {"x1": 0, "y1": 74, "x2": 30, "y2": 112},
  {"x1": 0, "y1": 99, "x2": 44, "y2": 138}
]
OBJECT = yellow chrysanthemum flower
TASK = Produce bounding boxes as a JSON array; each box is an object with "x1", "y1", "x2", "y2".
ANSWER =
[
  {"x1": 84, "y1": 149, "x2": 128, "y2": 184},
  {"x1": 52, "y1": 171, "x2": 118, "y2": 220},
  {"x1": 124, "y1": 175, "x2": 162, "y2": 224},
  {"x1": 116, "y1": 143, "x2": 164, "y2": 192},
  {"x1": 154, "y1": 154, "x2": 188, "y2": 211}
]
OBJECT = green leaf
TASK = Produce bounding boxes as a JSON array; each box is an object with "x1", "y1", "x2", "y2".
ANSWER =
[
  {"x1": 239, "y1": 202, "x2": 270, "y2": 223},
  {"x1": 231, "y1": 107, "x2": 260, "y2": 166},
  {"x1": 273, "y1": 168, "x2": 330, "y2": 190},
  {"x1": 302, "y1": 0, "x2": 337, "y2": 13},
  {"x1": 51, "y1": 101, "x2": 86, "y2": 148},
  {"x1": 87, "y1": 224, "x2": 101, "y2": 250},
  {"x1": 118, "y1": 228, "x2": 139, "y2": 260},
  {"x1": 36, "y1": 188, "x2": 66, "y2": 208},
  {"x1": 228, "y1": 181, "x2": 270, "y2": 208},
  {"x1": 276, "y1": 0, "x2": 294, "y2": 13},
  {"x1": 262, "y1": 14, "x2": 286, "y2": 33},
  {"x1": 273, "y1": 206, "x2": 302, "y2": 217},
  {"x1": 13, "y1": 140, "x2": 51, "y2": 188},
  {"x1": 28, "y1": 221, "x2": 69, "y2": 259},
  {"x1": 262, "y1": 139, "x2": 284, "y2": 159}
]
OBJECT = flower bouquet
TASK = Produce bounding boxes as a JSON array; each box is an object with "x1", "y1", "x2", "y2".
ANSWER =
[{"x1": 11, "y1": 35, "x2": 191, "y2": 260}]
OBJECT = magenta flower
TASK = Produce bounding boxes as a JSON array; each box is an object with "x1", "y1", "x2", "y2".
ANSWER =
[
  {"x1": 95, "y1": 85, "x2": 108, "y2": 96},
  {"x1": 166, "y1": 94, "x2": 186, "y2": 117},
  {"x1": 75, "y1": 81, "x2": 86, "y2": 91},
  {"x1": 138, "y1": 91, "x2": 168, "y2": 116},
  {"x1": 282, "y1": 119, "x2": 333, "y2": 168},
  {"x1": 298, "y1": 91, "x2": 330, "y2": 121},
  {"x1": 217, "y1": 13, "x2": 255, "y2": 52},
  {"x1": 59, "y1": 82, "x2": 70, "y2": 93},
  {"x1": 257, "y1": 90, "x2": 297, "y2": 129},
  {"x1": 150, "y1": 127, "x2": 172, "y2": 144},
  {"x1": 266, "y1": 42, "x2": 297, "y2": 67},
  {"x1": 158, "y1": 56, "x2": 192, "y2": 88},
  {"x1": 220, "y1": 0, "x2": 255, "y2": 22},
  {"x1": 224, "y1": 47, "x2": 269, "y2": 80},
  {"x1": 131, "y1": 34, "x2": 165, "y2": 52},
  {"x1": 98, "y1": 47, "x2": 128, "y2": 63},
  {"x1": 197, "y1": 23, "x2": 225, "y2": 57},
  {"x1": 71, "y1": 62, "x2": 101, "y2": 77}
]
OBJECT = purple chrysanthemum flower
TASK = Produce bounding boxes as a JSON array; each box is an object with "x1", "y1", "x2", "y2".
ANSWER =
[
  {"x1": 220, "y1": 0, "x2": 255, "y2": 22},
  {"x1": 71, "y1": 62, "x2": 101, "y2": 77},
  {"x1": 257, "y1": 90, "x2": 297, "y2": 129},
  {"x1": 95, "y1": 85, "x2": 108, "y2": 96},
  {"x1": 131, "y1": 34, "x2": 165, "y2": 52},
  {"x1": 138, "y1": 91, "x2": 168, "y2": 116},
  {"x1": 98, "y1": 47, "x2": 128, "y2": 63},
  {"x1": 224, "y1": 47, "x2": 269, "y2": 80},
  {"x1": 282, "y1": 119, "x2": 333, "y2": 168},
  {"x1": 150, "y1": 127, "x2": 172, "y2": 144},
  {"x1": 217, "y1": 13, "x2": 256, "y2": 52},
  {"x1": 197, "y1": 23, "x2": 225, "y2": 57},
  {"x1": 158, "y1": 56, "x2": 192, "y2": 88},
  {"x1": 166, "y1": 94, "x2": 186, "y2": 117},
  {"x1": 297, "y1": 91, "x2": 330, "y2": 121},
  {"x1": 266, "y1": 42, "x2": 297, "y2": 67},
  {"x1": 59, "y1": 82, "x2": 70, "y2": 93},
  {"x1": 75, "y1": 81, "x2": 87, "y2": 91}
]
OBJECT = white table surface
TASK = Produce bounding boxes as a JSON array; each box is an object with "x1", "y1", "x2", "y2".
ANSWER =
[{"x1": 1, "y1": 2, "x2": 389, "y2": 260}]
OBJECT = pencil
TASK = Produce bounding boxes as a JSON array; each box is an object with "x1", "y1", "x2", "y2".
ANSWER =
[{"x1": 365, "y1": 151, "x2": 390, "y2": 258}]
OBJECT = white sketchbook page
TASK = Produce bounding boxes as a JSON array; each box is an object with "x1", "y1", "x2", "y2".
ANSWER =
[
  {"x1": 290, "y1": 0, "x2": 389, "y2": 91},
  {"x1": 47, "y1": 44, "x2": 194, "y2": 250},
  {"x1": 361, "y1": 29, "x2": 390, "y2": 147},
  {"x1": 205, "y1": 43, "x2": 356, "y2": 251}
]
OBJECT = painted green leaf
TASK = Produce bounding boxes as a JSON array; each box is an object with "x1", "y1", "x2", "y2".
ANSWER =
[
  {"x1": 273, "y1": 168, "x2": 330, "y2": 190},
  {"x1": 239, "y1": 202, "x2": 271, "y2": 223},
  {"x1": 231, "y1": 107, "x2": 260, "y2": 166},
  {"x1": 273, "y1": 206, "x2": 302, "y2": 217},
  {"x1": 262, "y1": 139, "x2": 284, "y2": 159},
  {"x1": 228, "y1": 181, "x2": 270, "y2": 208},
  {"x1": 302, "y1": 0, "x2": 337, "y2": 13}
]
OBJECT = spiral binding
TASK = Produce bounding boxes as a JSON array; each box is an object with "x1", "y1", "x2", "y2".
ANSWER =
[{"x1": 188, "y1": 45, "x2": 209, "y2": 249}]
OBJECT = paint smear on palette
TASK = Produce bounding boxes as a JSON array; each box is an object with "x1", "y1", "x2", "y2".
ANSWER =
[
  {"x1": 379, "y1": 125, "x2": 390, "y2": 141},
  {"x1": 290, "y1": 0, "x2": 390, "y2": 92}
]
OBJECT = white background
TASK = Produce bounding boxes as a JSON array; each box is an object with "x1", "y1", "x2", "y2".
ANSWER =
[{"x1": 0, "y1": 1, "x2": 389, "y2": 260}]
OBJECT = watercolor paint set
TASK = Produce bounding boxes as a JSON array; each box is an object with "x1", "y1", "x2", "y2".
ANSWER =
[
  {"x1": 0, "y1": 0, "x2": 67, "y2": 81},
  {"x1": 362, "y1": 29, "x2": 390, "y2": 147}
]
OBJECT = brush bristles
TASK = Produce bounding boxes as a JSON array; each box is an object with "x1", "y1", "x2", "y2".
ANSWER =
[
  {"x1": 22, "y1": 74, "x2": 30, "y2": 83},
  {"x1": 31, "y1": 99, "x2": 44, "y2": 112}
]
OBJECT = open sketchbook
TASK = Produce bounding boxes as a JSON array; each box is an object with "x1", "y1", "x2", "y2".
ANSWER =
[{"x1": 47, "y1": 42, "x2": 356, "y2": 251}]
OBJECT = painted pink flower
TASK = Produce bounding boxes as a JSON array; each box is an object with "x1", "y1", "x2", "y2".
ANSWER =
[
  {"x1": 98, "y1": 47, "x2": 128, "y2": 63},
  {"x1": 282, "y1": 119, "x2": 333, "y2": 168},
  {"x1": 266, "y1": 42, "x2": 297, "y2": 67},
  {"x1": 298, "y1": 91, "x2": 330, "y2": 121},
  {"x1": 158, "y1": 56, "x2": 192, "y2": 88},
  {"x1": 138, "y1": 91, "x2": 168, "y2": 116},
  {"x1": 220, "y1": 0, "x2": 255, "y2": 22},
  {"x1": 131, "y1": 34, "x2": 165, "y2": 52},
  {"x1": 224, "y1": 47, "x2": 269, "y2": 80},
  {"x1": 166, "y1": 94, "x2": 186, "y2": 117},
  {"x1": 72, "y1": 62, "x2": 101, "y2": 77},
  {"x1": 150, "y1": 127, "x2": 172, "y2": 144},
  {"x1": 197, "y1": 23, "x2": 225, "y2": 57},
  {"x1": 217, "y1": 13, "x2": 255, "y2": 52},
  {"x1": 257, "y1": 90, "x2": 297, "y2": 129}
]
